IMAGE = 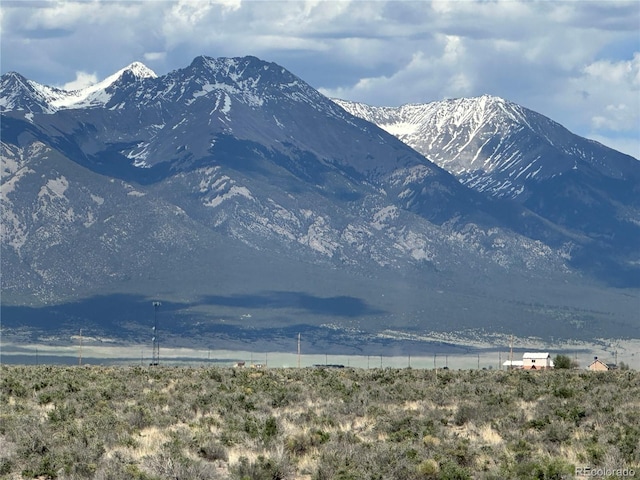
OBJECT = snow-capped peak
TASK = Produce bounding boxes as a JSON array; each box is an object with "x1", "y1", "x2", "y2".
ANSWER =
[
  {"x1": 123, "y1": 62, "x2": 158, "y2": 81},
  {"x1": 334, "y1": 94, "x2": 580, "y2": 198},
  {"x1": 49, "y1": 61, "x2": 157, "y2": 110},
  {"x1": 0, "y1": 61, "x2": 158, "y2": 113}
]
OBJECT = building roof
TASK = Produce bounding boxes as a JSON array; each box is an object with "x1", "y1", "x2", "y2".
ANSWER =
[
  {"x1": 588, "y1": 359, "x2": 617, "y2": 369},
  {"x1": 523, "y1": 352, "x2": 551, "y2": 359},
  {"x1": 502, "y1": 360, "x2": 524, "y2": 366}
]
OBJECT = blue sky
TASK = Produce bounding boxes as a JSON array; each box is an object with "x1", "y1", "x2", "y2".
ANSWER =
[{"x1": 1, "y1": 0, "x2": 638, "y2": 158}]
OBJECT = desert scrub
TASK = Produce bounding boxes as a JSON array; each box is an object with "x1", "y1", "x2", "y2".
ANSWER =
[{"x1": 0, "y1": 365, "x2": 639, "y2": 479}]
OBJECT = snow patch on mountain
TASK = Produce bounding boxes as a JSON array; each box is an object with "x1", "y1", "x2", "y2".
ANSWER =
[
  {"x1": 372, "y1": 206, "x2": 399, "y2": 230},
  {"x1": 1, "y1": 62, "x2": 157, "y2": 113},
  {"x1": 301, "y1": 216, "x2": 339, "y2": 256},
  {"x1": 205, "y1": 185, "x2": 254, "y2": 208},
  {"x1": 382, "y1": 122, "x2": 420, "y2": 137},
  {"x1": 0, "y1": 73, "x2": 64, "y2": 113},
  {"x1": 50, "y1": 62, "x2": 157, "y2": 110},
  {"x1": 39, "y1": 177, "x2": 69, "y2": 199},
  {"x1": 1, "y1": 55, "x2": 637, "y2": 311},
  {"x1": 91, "y1": 194, "x2": 104, "y2": 205},
  {"x1": 335, "y1": 95, "x2": 612, "y2": 199}
]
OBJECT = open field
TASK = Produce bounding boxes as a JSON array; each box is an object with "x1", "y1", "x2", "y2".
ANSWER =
[
  {"x1": 2, "y1": 335, "x2": 638, "y2": 370},
  {"x1": 0, "y1": 365, "x2": 638, "y2": 479}
]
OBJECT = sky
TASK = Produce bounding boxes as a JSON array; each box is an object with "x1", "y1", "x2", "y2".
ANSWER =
[{"x1": 1, "y1": 0, "x2": 639, "y2": 158}]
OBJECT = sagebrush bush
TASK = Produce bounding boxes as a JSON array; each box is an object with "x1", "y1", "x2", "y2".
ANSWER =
[{"x1": 0, "y1": 365, "x2": 638, "y2": 479}]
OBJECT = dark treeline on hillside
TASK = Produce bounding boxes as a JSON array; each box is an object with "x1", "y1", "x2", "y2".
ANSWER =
[{"x1": 1, "y1": 366, "x2": 639, "y2": 479}]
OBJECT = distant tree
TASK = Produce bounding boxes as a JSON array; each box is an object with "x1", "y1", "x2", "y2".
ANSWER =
[
  {"x1": 619, "y1": 361, "x2": 630, "y2": 371},
  {"x1": 554, "y1": 355, "x2": 573, "y2": 369}
]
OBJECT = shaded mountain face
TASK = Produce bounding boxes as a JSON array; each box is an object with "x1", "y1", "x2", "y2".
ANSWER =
[
  {"x1": 1, "y1": 56, "x2": 638, "y2": 352},
  {"x1": 0, "y1": 62, "x2": 157, "y2": 113},
  {"x1": 333, "y1": 96, "x2": 639, "y2": 198},
  {"x1": 334, "y1": 96, "x2": 640, "y2": 285}
]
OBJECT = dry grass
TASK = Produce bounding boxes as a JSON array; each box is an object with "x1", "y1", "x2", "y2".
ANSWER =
[{"x1": 1, "y1": 365, "x2": 638, "y2": 479}]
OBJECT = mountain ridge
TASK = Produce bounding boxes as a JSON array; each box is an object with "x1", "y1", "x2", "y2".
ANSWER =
[
  {"x1": 333, "y1": 95, "x2": 638, "y2": 197},
  {"x1": 0, "y1": 61, "x2": 158, "y2": 114},
  {"x1": 1, "y1": 55, "x2": 638, "y2": 352},
  {"x1": 334, "y1": 95, "x2": 640, "y2": 285}
]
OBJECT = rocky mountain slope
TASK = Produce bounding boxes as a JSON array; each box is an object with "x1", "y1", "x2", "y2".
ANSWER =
[
  {"x1": 1, "y1": 57, "x2": 638, "y2": 351},
  {"x1": 334, "y1": 96, "x2": 640, "y2": 285}
]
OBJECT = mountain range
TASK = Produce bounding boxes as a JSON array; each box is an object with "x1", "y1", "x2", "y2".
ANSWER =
[
  {"x1": 1, "y1": 55, "x2": 638, "y2": 355},
  {"x1": 334, "y1": 97, "x2": 640, "y2": 285}
]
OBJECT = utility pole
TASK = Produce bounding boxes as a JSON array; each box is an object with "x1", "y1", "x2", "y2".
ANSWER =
[
  {"x1": 435, "y1": 354, "x2": 438, "y2": 381},
  {"x1": 151, "y1": 301, "x2": 161, "y2": 366},
  {"x1": 509, "y1": 335, "x2": 514, "y2": 370},
  {"x1": 297, "y1": 333, "x2": 301, "y2": 369},
  {"x1": 78, "y1": 329, "x2": 83, "y2": 366}
]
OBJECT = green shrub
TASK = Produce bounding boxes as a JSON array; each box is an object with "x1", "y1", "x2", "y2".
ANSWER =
[
  {"x1": 553, "y1": 355, "x2": 573, "y2": 369},
  {"x1": 527, "y1": 416, "x2": 550, "y2": 430},
  {"x1": 1, "y1": 376, "x2": 27, "y2": 398},
  {"x1": 263, "y1": 415, "x2": 278, "y2": 442},
  {"x1": 438, "y1": 460, "x2": 471, "y2": 480},
  {"x1": 232, "y1": 454, "x2": 292, "y2": 480},
  {"x1": 197, "y1": 438, "x2": 228, "y2": 462},
  {"x1": 0, "y1": 366, "x2": 638, "y2": 479},
  {"x1": 453, "y1": 404, "x2": 476, "y2": 426},
  {"x1": 286, "y1": 429, "x2": 331, "y2": 456},
  {"x1": 416, "y1": 458, "x2": 439, "y2": 479},
  {"x1": 513, "y1": 457, "x2": 574, "y2": 480},
  {"x1": 0, "y1": 458, "x2": 14, "y2": 476}
]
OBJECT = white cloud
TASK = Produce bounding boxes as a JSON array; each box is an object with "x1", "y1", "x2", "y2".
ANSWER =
[
  {"x1": 556, "y1": 53, "x2": 639, "y2": 156},
  {"x1": 23, "y1": 1, "x2": 145, "y2": 30},
  {"x1": 591, "y1": 104, "x2": 635, "y2": 131},
  {"x1": 144, "y1": 52, "x2": 167, "y2": 62},
  {"x1": 1, "y1": 0, "x2": 637, "y2": 156},
  {"x1": 319, "y1": 32, "x2": 477, "y2": 105},
  {"x1": 584, "y1": 54, "x2": 640, "y2": 86},
  {"x1": 61, "y1": 71, "x2": 98, "y2": 91},
  {"x1": 587, "y1": 134, "x2": 639, "y2": 160},
  {"x1": 314, "y1": 2, "x2": 639, "y2": 156}
]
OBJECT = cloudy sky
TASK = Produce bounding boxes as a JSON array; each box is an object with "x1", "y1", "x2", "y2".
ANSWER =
[{"x1": 1, "y1": 0, "x2": 638, "y2": 158}]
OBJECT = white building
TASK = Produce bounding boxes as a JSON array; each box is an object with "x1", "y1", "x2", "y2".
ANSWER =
[
  {"x1": 522, "y1": 352, "x2": 554, "y2": 370},
  {"x1": 502, "y1": 352, "x2": 554, "y2": 370},
  {"x1": 502, "y1": 359, "x2": 524, "y2": 369}
]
